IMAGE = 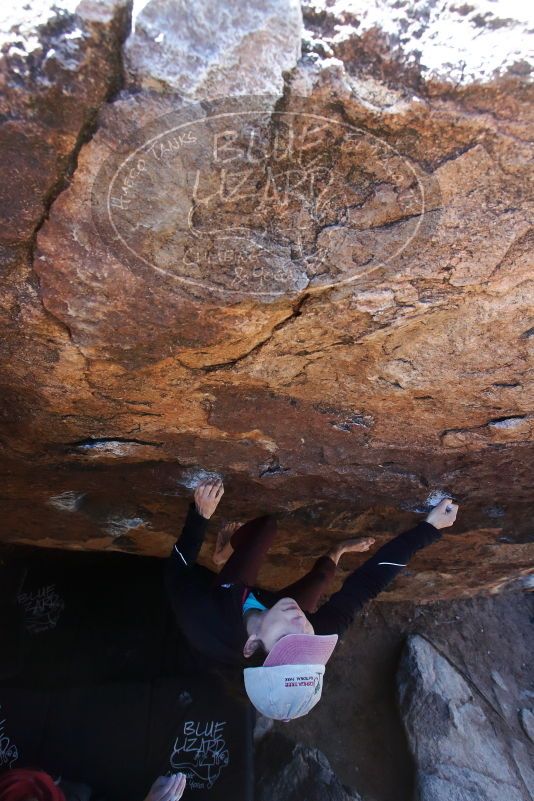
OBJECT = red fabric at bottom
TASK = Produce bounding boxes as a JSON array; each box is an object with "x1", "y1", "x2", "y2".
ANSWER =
[{"x1": 0, "y1": 769, "x2": 66, "y2": 801}]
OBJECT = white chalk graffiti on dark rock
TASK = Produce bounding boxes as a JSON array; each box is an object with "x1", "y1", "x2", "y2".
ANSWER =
[
  {"x1": 17, "y1": 584, "x2": 65, "y2": 633},
  {"x1": 170, "y1": 720, "x2": 229, "y2": 790},
  {"x1": 0, "y1": 709, "x2": 19, "y2": 768}
]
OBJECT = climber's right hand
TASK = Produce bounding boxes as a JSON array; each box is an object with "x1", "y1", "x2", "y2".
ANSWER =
[{"x1": 425, "y1": 498, "x2": 459, "y2": 529}]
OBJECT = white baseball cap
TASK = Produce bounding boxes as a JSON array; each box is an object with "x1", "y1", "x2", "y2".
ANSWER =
[{"x1": 243, "y1": 633, "x2": 338, "y2": 720}]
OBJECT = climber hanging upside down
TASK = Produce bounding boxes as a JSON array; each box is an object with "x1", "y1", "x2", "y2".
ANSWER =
[{"x1": 165, "y1": 480, "x2": 458, "y2": 721}]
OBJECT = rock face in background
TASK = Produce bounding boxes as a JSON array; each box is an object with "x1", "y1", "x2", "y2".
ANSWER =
[
  {"x1": 276, "y1": 592, "x2": 534, "y2": 801},
  {"x1": 0, "y1": 0, "x2": 532, "y2": 600},
  {"x1": 255, "y1": 732, "x2": 363, "y2": 801},
  {"x1": 397, "y1": 634, "x2": 534, "y2": 801}
]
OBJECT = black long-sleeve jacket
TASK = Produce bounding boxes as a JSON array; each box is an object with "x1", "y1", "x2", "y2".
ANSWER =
[{"x1": 165, "y1": 504, "x2": 441, "y2": 667}]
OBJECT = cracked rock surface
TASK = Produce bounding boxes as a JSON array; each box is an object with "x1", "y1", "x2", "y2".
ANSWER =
[
  {"x1": 0, "y1": 0, "x2": 532, "y2": 601},
  {"x1": 255, "y1": 732, "x2": 363, "y2": 801},
  {"x1": 397, "y1": 634, "x2": 534, "y2": 801}
]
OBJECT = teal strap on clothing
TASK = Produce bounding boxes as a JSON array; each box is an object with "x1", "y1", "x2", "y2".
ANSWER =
[{"x1": 242, "y1": 591, "x2": 268, "y2": 615}]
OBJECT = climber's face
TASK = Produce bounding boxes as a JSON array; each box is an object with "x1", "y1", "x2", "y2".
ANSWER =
[{"x1": 257, "y1": 597, "x2": 315, "y2": 653}]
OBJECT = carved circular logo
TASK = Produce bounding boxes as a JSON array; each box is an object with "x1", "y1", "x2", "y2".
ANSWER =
[{"x1": 92, "y1": 95, "x2": 431, "y2": 298}]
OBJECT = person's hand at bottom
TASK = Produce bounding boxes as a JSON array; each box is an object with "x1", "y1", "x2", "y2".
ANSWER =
[{"x1": 144, "y1": 773, "x2": 186, "y2": 801}]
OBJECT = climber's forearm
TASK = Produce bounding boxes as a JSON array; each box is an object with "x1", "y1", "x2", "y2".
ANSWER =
[
  {"x1": 170, "y1": 502, "x2": 210, "y2": 568},
  {"x1": 310, "y1": 521, "x2": 441, "y2": 636}
]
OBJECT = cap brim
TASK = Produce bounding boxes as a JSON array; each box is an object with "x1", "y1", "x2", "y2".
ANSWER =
[{"x1": 263, "y1": 633, "x2": 338, "y2": 667}]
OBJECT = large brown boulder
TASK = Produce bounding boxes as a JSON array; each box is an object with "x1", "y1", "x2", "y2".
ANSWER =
[{"x1": 0, "y1": 0, "x2": 532, "y2": 601}]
